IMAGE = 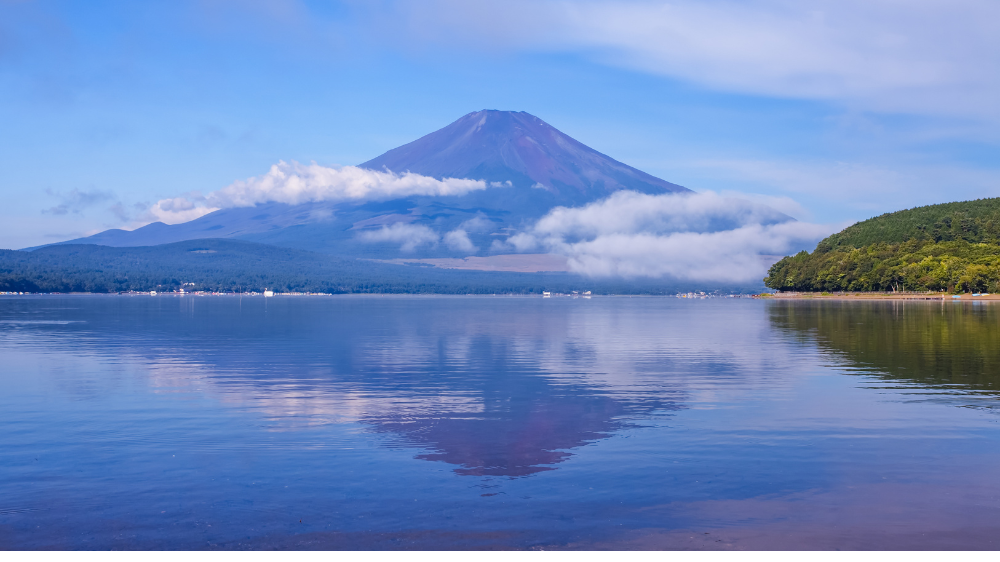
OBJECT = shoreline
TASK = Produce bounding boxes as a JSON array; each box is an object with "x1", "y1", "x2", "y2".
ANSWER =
[
  {"x1": 0, "y1": 292, "x2": 760, "y2": 299},
  {"x1": 763, "y1": 291, "x2": 1000, "y2": 301}
]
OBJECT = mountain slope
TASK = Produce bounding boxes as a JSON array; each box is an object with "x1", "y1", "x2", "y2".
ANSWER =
[{"x1": 360, "y1": 110, "x2": 688, "y2": 206}]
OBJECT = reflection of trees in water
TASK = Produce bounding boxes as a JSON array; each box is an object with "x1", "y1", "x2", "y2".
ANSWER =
[{"x1": 768, "y1": 300, "x2": 1000, "y2": 394}]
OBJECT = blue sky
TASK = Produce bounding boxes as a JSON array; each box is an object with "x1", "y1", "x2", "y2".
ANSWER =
[{"x1": 2, "y1": 0, "x2": 999, "y2": 249}]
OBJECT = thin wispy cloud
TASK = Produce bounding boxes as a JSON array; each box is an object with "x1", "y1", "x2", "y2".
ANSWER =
[
  {"x1": 684, "y1": 159, "x2": 1000, "y2": 214},
  {"x1": 42, "y1": 188, "x2": 115, "y2": 216},
  {"x1": 457, "y1": 214, "x2": 495, "y2": 233},
  {"x1": 391, "y1": 0, "x2": 1000, "y2": 121}
]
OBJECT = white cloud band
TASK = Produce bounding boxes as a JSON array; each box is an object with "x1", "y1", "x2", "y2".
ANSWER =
[{"x1": 143, "y1": 161, "x2": 488, "y2": 225}]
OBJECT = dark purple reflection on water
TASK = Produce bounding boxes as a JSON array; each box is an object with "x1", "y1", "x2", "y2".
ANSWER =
[{"x1": 1, "y1": 295, "x2": 1000, "y2": 549}]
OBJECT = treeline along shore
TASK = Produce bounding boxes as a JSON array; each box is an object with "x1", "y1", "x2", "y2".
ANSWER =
[
  {"x1": 761, "y1": 291, "x2": 1000, "y2": 301},
  {"x1": 765, "y1": 198, "x2": 1000, "y2": 294},
  {"x1": 0, "y1": 238, "x2": 755, "y2": 295}
]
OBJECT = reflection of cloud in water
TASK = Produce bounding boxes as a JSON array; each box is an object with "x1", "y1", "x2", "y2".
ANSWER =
[
  {"x1": 5, "y1": 297, "x2": 800, "y2": 476},
  {"x1": 139, "y1": 359, "x2": 486, "y2": 429}
]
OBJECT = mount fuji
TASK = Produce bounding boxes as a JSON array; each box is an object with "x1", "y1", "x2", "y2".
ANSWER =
[{"x1": 51, "y1": 111, "x2": 771, "y2": 261}]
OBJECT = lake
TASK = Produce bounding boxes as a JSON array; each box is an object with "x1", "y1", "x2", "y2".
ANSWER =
[{"x1": 2, "y1": 295, "x2": 999, "y2": 550}]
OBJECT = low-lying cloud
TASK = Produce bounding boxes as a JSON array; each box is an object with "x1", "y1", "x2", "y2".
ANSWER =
[
  {"x1": 443, "y1": 229, "x2": 477, "y2": 252},
  {"x1": 356, "y1": 190, "x2": 836, "y2": 281},
  {"x1": 457, "y1": 214, "x2": 495, "y2": 233},
  {"x1": 358, "y1": 222, "x2": 482, "y2": 253},
  {"x1": 143, "y1": 161, "x2": 488, "y2": 225},
  {"x1": 357, "y1": 223, "x2": 440, "y2": 252},
  {"x1": 501, "y1": 190, "x2": 839, "y2": 282}
]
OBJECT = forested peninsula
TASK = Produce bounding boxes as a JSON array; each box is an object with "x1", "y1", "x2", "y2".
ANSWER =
[{"x1": 765, "y1": 198, "x2": 1000, "y2": 293}]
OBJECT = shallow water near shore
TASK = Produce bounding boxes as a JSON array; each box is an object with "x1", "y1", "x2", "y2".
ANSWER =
[{"x1": 2, "y1": 295, "x2": 1000, "y2": 550}]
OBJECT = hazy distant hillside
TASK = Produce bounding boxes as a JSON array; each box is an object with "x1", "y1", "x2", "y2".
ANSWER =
[
  {"x1": 1, "y1": 239, "x2": 756, "y2": 294},
  {"x1": 765, "y1": 198, "x2": 1000, "y2": 293}
]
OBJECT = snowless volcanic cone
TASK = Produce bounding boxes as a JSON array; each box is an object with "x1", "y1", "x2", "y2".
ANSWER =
[{"x1": 361, "y1": 109, "x2": 689, "y2": 207}]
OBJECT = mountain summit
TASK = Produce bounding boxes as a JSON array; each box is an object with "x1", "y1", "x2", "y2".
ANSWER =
[{"x1": 361, "y1": 110, "x2": 688, "y2": 206}]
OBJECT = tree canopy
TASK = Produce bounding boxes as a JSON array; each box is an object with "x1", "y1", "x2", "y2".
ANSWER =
[{"x1": 766, "y1": 198, "x2": 1000, "y2": 293}]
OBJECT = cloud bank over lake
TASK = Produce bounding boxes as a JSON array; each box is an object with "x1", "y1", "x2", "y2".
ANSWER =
[{"x1": 502, "y1": 191, "x2": 838, "y2": 282}]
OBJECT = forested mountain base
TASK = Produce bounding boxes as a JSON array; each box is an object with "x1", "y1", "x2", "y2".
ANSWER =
[
  {"x1": 0, "y1": 239, "x2": 751, "y2": 295},
  {"x1": 766, "y1": 198, "x2": 1000, "y2": 293}
]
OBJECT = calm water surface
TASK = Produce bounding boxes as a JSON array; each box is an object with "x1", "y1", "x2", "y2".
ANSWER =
[{"x1": 2, "y1": 295, "x2": 999, "y2": 550}]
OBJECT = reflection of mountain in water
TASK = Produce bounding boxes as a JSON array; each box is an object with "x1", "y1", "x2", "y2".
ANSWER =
[
  {"x1": 374, "y1": 390, "x2": 629, "y2": 477},
  {"x1": 768, "y1": 300, "x2": 1000, "y2": 396},
  {"x1": 365, "y1": 338, "x2": 634, "y2": 476},
  {"x1": 1, "y1": 297, "x2": 780, "y2": 476}
]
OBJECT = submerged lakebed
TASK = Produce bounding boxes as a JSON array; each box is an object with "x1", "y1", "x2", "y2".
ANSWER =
[{"x1": 2, "y1": 295, "x2": 1000, "y2": 550}]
